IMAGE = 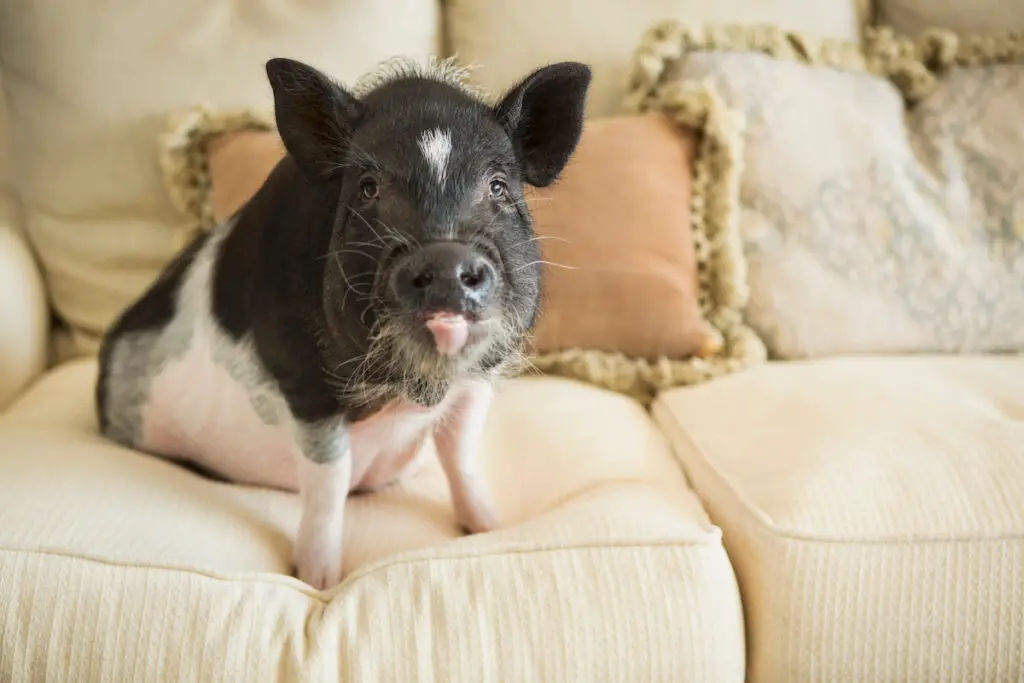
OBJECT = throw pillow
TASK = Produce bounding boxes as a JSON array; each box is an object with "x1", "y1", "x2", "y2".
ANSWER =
[
  {"x1": 525, "y1": 113, "x2": 722, "y2": 362},
  {"x1": 626, "y1": 22, "x2": 1024, "y2": 359}
]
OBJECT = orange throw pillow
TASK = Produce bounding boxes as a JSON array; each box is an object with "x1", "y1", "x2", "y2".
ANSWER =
[
  {"x1": 527, "y1": 112, "x2": 718, "y2": 360},
  {"x1": 202, "y1": 113, "x2": 718, "y2": 361}
]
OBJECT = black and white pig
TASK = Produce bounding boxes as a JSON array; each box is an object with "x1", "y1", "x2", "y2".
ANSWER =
[{"x1": 95, "y1": 56, "x2": 591, "y2": 589}]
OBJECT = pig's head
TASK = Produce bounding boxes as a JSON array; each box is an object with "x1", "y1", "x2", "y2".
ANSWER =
[{"x1": 265, "y1": 57, "x2": 591, "y2": 406}]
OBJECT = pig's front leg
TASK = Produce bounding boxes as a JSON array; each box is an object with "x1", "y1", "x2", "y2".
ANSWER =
[
  {"x1": 292, "y1": 421, "x2": 351, "y2": 590},
  {"x1": 434, "y1": 381, "x2": 499, "y2": 534}
]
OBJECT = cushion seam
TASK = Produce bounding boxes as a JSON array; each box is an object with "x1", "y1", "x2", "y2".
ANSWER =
[
  {"x1": 652, "y1": 397, "x2": 1024, "y2": 545},
  {"x1": 0, "y1": 536, "x2": 727, "y2": 603}
]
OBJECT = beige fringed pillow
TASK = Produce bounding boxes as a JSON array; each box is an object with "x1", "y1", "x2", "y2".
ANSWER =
[
  {"x1": 160, "y1": 99, "x2": 765, "y2": 403},
  {"x1": 626, "y1": 22, "x2": 1024, "y2": 359}
]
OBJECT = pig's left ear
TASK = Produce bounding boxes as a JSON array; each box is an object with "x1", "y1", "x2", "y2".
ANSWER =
[
  {"x1": 494, "y1": 62, "x2": 592, "y2": 188},
  {"x1": 265, "y1": 57, "x2": 362, "y2": 181}
]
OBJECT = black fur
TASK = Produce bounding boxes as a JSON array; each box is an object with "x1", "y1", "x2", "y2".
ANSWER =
[
  {"x1": 102, "y1": 57, "x2": 591, "y2": 426},
  {"x1": 210, "y1": 153, "x2": 344, "y2": 422}
]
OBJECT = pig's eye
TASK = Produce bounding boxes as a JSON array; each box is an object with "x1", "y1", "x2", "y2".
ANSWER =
[
  {"x1": 359, "y1": 178, "x2": 379, "y2": 201},
  {"x1": 488, "y1": 178, "x2": 508, "y2": 199}
]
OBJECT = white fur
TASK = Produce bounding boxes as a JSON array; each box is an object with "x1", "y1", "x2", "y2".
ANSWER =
[
  {"x1": 293, "y1": 454, "x2": 351, "y2": 589},
  {"x1": 418, "y1": 127, "x2": 452, "y2": 185},
  {"x1": 434, "y1": 381, "x2": 499, "y2": 533}
]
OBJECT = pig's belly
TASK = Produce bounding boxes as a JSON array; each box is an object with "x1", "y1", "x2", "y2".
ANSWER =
[
  {"x1": 139, "y1": 345, "x2": 301, "y2": 490},
  {"x1": 137, "y1": 342, "x2": 438, "y2": 492}
]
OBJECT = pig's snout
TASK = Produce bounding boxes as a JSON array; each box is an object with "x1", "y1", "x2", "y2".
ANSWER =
[{"x1": 391, "y1": 242, "x2": 496, "y2": 315}]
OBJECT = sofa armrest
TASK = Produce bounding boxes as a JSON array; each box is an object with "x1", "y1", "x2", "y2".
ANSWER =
[{"x1": 0, "y1": 213, "x2": 49, "y2": 410}]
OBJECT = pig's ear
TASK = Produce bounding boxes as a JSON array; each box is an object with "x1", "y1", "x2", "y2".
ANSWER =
[
  {"x1": 493, "y1": 62, "x2": 591, "y2": 187},
  {"x1": 265, "y1": 58, "x2": 362, "y2": 180}
]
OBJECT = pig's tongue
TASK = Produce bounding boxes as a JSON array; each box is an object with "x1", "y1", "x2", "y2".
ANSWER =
[{"x1": 425, "y1": 314, "x2": 469, "y2": 356}]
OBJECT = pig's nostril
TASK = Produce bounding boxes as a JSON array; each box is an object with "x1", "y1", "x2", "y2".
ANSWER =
[
  {"x1": 459, "y1": 265, "x2": 484, "y2": 290},
  {"x1": 393, "y1": 245, "x2": 495, "y2": 307},
  {"x1": 411, "y1": 271, "x2": 434, "y2": 289}
]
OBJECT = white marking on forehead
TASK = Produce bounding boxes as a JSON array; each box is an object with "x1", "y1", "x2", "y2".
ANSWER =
[{"x1": 418, "y1": 128, "x2": 452, "y2": 185}]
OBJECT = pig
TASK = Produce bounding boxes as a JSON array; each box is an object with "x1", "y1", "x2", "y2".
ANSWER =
[{"x1": 94, "y1": 56, "x2": 591, "y2": 589}]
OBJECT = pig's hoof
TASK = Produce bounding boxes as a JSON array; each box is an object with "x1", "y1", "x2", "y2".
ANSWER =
[
  {"x1": 457, "y1": 505, "x2": 500, "y2": 535},
  {"x1": 293, "y1": 544, "x2": 343, "y2": 590}
]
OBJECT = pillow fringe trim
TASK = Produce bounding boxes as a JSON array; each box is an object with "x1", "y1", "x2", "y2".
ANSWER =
[
  {"x1": 158, "y1": 106, "x2": 275, "y2": 249},
  {"x1": 624, "y1": 21, "x2": 1024, "y2": 108}
]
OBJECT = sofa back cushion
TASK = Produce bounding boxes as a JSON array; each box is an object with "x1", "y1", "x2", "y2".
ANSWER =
[
  {"x1": 445, "y1": 0, "x2": 867, "y2": 117},
  {"x1": 876, "y1": 0, "x2": 1024, "y2": 37},
  {"x1": 0, "y1": 0, "x2": 440, "y2": 359}
]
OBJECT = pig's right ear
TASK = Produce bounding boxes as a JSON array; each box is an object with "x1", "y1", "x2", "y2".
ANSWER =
[{"x1": 265, "y1": 58, "x2": 362, "y2": 181}]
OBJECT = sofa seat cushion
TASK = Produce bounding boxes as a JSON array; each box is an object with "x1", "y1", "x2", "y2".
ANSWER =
[
  {"x1": 652, "y1": 355, "x2": 1024, "y2": 682},
  {"x1": 0, "y1": 360, "x2": 744, "y2": 683}
]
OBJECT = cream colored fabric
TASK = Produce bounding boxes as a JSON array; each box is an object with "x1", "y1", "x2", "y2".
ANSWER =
[
  {"x1": 0, "y1": 69, "x2": 49, "y2": 410},
  {"x1": 0, "y1": 361, "x2": 744, "y2": 682},
  {"x1": 639, "y1": 43, "x2": 1024, "y2": 358},
  {"x1": 653, "y1": 355, "x2": 1024, "y2": 682},
  {"x1": 443, "y1": 0, "x2": 864, "y2": 117},
  {"x1": 877, "y1": 0, "x2": 1024, "y2": 37},
  {"x1": 0, "y1": 221, "x2": 48, "y2": 411},
  {"x1": 0, "y1": 1, "x2": 440, "y2": 361}
]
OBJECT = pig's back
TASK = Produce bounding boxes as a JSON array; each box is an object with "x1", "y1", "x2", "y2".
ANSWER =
[{"x1": 96, "y1": 220, "x2": 300, "y2": 490}]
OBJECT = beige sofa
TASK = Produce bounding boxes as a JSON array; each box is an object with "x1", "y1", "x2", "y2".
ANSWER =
[{"x1": 1, "y1": 1, "x2": 1021, "y2": 682}]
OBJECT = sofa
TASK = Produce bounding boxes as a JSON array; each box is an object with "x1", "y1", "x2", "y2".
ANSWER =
[{"x1": 0, "y1": 1, "x2": 1021, "y2": 682}]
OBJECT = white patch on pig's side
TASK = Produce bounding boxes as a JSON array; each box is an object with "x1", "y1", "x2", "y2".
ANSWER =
[
  {"x1": 110, "y1": 219, "x2": 302, "y2": 489},
  {"x1": 418, "y1": 127, "x2": 452, "y2": 185}
]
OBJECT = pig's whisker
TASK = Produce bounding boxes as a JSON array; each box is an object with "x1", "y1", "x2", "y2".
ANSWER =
[
  {"x1": 324, "y1": 248, "x2": 377, "y2": 261},
  {"x1": 375, "y1": 217, "x2": 418, "y2": 249},
  {"x1": 515, "y1": 354, "x2": 542, "y2": 378},
  {"x1": 511, "y1": 259, "x2": 576, "y2": 272},
  {"x1": 345, "y1": 141, "x2": 381, "y2": 173},
  {"x1": 363, "y1": 219, "x2": 393, "y2": 247},
  {"x1": 526, "y1": 234, "x2": 569, "y2": 244},
  {"x1": 359, "y1": 301, "x2": 376, "y2": 327},
  {"x1": 507, "y1": 234, "x2": 569, "y2": 252},
  {"x1": 345, "y1": 239, "x2": 391, "y2": 252},
  {"x1": 332, "y1": 254, "x2": 372, "y2": 313},
  {"x1": 330, "y1": 355, "x2": 364, "y2": 374},
  {"x1": 319, "y1": 248, "x2": 377, "y2": 263},
  {"x1": 349, "y1": 208, "x2": 406, "y2": 251},
  {"x1": 342, "y1": 316, "x2": 402, "y2": 402},
  {"x1": 321, "y1": 160, "x2": 361, "y2": 174}
]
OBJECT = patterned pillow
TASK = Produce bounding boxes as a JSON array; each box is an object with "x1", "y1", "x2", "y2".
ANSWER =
[{"x1": 626, "y1": 23, "x2": 1024, "y2": 359}]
